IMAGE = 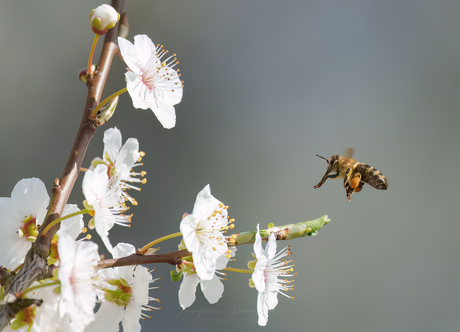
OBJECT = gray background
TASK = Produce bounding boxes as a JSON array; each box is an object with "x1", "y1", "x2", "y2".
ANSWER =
[{"x1": 0, "y1": 0, "x2": 459, "y2": 331}]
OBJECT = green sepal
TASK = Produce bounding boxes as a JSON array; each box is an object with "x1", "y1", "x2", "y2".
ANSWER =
[
  {"x1": 91, "y1": 17, "x2": 102, "y2": 30},
  {"x1": 88, "y1": 218, "x2": 95, "y2": 230},
  {"x1": 247, "y1": 259, "x2": 257, "y2": 271},
  {"x1": 106, "y1": 278, "x2": 122, "y2": 286},
  {"x1": 53, "y1": 285, "x2": 61, "y2": 295},
  {"x1": 267, "y1": 223, "x2": 274, "y2": 228},
  {"x1": 119, "y1": 293, "x2": 132, "y2": 306},
  {"x1": 170, "y1": 269, "x2": 183, "y2": 282},
  {"x1": 91, "y1": 158, "x2": 105, "y2": 169},
  {"x1": 120, "y1": 278, "x2": 130, "y2": 288},
  {"x1": 10, "y1": 319, "x2": 25, "y2": 330},
  {"x1": 248, "y1": 278, "x2": 255, "y2": 288},
  {"x1": 47, "y1": 257, "x2": 57, "y2": 265},
  {"x1": 83, "y1": 200, "x2": 94, "y2": 212},
  {"x1": 109, "y1": 167, "x2": 117, "y2": 178},
  {"x1": 178, "y1": 239, "x2": 187, "y2": 251},
  {"x1": 26, "y1": 236, "x2": 36, "y2": 242}
]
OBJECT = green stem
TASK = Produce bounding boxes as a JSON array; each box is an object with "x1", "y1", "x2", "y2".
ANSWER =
[
  {"x1": 139, "y1": 231, "x2": 183, "y2": 254},
  {"x1": 229, "y1": 215, "x2": 331, "y2": 245},
  {"x1": 87, "y1": 34, "x2": 100, "y2": 76},
  {"x1": 222, "y1": 267, "x2": 253, "y2": 274},
  {"x1": 89, "y1": 87, "x2": 127, "y2": 120},
  {"x1": 41, "y1": 209, "x2": 89, "y2": 236},
  {"x1": 17, "y1": 281, "x2": 60, "y2": 298}
]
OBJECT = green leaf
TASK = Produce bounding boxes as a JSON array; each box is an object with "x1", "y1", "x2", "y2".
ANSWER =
[{"x1": 170, "y1": 269, "x2": 183, "y2": 282}]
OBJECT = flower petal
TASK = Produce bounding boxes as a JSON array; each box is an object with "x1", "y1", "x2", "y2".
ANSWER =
[
  {"x1": 11, "y1": 178, "x2": 49, "y2": 217},
  {"x1": 103, "y1": 127, "x2": 123, "y2": 163},
  {"x1": 178, "y1": 273, "x2": 200, "y2": 309},
  {"x1": 201, "y1": 275, "x2": 224, "y2": 304},
  {"x1": 150, "y1": 99, "x2": 176, "y2": 129},
  {"x1": 133, "y1": 34, "x2": 157, "y2": 67},
  {"x1": 118, "y1": 37, "x2": 142, "y2": 74}
]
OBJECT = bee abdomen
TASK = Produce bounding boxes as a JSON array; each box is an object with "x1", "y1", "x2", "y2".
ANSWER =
[{"x1": 356, "y1": 163, "x2": 388, "y2": 190}]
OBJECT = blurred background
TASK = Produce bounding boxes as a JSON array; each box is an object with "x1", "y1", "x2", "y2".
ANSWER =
[{"x1": 0, "y1": 0, "x2": 459, "y2": 331}]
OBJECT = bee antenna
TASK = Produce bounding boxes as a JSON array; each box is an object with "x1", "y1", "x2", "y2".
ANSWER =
[{"x1": 316, "y1": 154, "x2": 329, "y2": 162}]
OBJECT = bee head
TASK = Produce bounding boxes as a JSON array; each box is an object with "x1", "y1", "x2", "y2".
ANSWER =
[{"x1": 316, "y1": 154, "x2": 338, "y2": 171}]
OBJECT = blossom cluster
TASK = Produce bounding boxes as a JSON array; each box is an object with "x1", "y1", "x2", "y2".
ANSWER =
[{"x1": 0, "y1": 3, "x2": 304, "y2": 331}]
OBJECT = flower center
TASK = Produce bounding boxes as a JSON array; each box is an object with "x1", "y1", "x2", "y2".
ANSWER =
[
  {"x1": 18, "y1": 215, "x2": 38, "y2": 240},
  {"x1": 104, "y1": 278, "x2": 133, "y2": 307}
]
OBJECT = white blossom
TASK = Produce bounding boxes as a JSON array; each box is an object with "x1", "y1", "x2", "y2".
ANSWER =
[
  {"x1": 82, "y1": 164, "x2": 131, "y2": 253},
  {"x1": 0, "y1": 179, "x2": 83, "y2": 269},
  {"x1": 87, "y1": 243, "x2": 159, "y2": 332},
  {"x1": 90, "y1": 127, "x2": 145, "y2": 199},
  {"x1": 180, "y1": 185, "x2": 234, "y2": 280},
  {"x1": 178, "y1": 247, "x2": 236, "y2": 309},
  {"x1": 252, "y1": 224, "x2": 295, "y2": 326},
  {"x1": 118, "y1": 34, "x2": 183, "y2": 129},
  {"x1": 58, "y1": 234, "x2": 99, "y2": 331}
]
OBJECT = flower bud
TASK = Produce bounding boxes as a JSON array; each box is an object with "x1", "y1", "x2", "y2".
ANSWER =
[
  {"x1": 94, "y1": 96, "x2": 119, "y2": 126},
  {"x1": 89, "y1": 4, "x2": 120, "y2": 35},
  {"x1": 78, "y1": 65, "x2": 95, "y2": 82}
]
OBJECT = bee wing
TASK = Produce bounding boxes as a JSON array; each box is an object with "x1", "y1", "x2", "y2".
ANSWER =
[{"x1": 344, "y1": 147, "x2": 354, "y2": 158}]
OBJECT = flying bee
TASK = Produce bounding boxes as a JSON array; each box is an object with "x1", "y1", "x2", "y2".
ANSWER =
[{"x1": 313, "y1": 148, "x2": 388, "y2": 201}]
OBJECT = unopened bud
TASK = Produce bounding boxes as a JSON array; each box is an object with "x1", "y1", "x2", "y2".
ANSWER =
[
  {"x1": 89, "y1": 4, "x2": 120, "y2": 35},
  {"x1": 95, "y1": 96, "x2": 119, "y2": 126},
  {"x1": 78, "y1": 65, "x2": 96, "y2": 82}
]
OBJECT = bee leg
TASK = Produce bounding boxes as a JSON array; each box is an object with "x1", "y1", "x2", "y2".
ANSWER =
[
  {"x1": 343, "y1": 167, "x2": 352, "y2": 190},
  {"x1": 346, "y1": 186, "x2": 355, "y2": 202},
  {"x1": 314, "y1": 170, "x2": 332, "y2": 189}
]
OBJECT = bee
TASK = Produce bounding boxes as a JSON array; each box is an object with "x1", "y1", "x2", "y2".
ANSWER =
[{"x1": 313, "y1": 148, "x2": 388, "y2": 201}]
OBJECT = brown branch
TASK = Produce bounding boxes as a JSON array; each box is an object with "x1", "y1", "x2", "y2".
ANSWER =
[
  {"x1": 97, "y1": 249, "x2": 191, "y2": 270},
  {"x1": 3, "y1": 0, "x2": 125, "y2": 305}
]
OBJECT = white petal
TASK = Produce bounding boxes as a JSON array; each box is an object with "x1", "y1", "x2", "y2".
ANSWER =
[
  {"x1": 215, "y1": 247, "x2": 237, "y2": 270},
  {"x1": 265, "y1": 232, "x2": 277, "y2": 259},
  {"x1": 179, "y1": 214, "x2": 200, "y2": 252},
  {"x1": 253, "y1": 255, "x2": 268, "y2": 293},
  {"x1": 58, "y1": 204, "x2": 84, "y2": 240},
  {"x1": 125, "y1": 72, "x2": 154, "y2": 109},
  {"x1": 117, "y1": 37, "x2": 142, "y2": 74},
  {"x1": 191, "y1": 185, "x2": 222, "y2": 220},
  {"x1": 113, "y1": 242, "x2": 135, "y2": 258},
  {"x1": 178, "y1": 273, "x2": 200, "y2": 309},
  {"x1": 201, "y1": 275, "x2": 224, "y2": 304},
  {"x1": 253, "y1": 224, "x2": 265, "y2": 258},
  {"x1": 150, "y1": 100, "x2": 176, "y2": 129},
  {"x1": 116, "y1": 138, "x2": 140, "y2": 177},
  {"x1": 133, "y1": 34, "x2": 157, "y2": 67},
  {"x1": 82, "y1": 165, "x2": 109, "y2": 204},
  {"x1": 132, "y1": 266, "x2": 152, "y2": 305},
  {"x1": 267, "y1": 289, "x2": 279, "y2": 310},
  {"x1": 103, "y1": 127, "x2": 122, "y2": 163},
  {"x1": 193, "y1": 242, "x2": 224, "y2": 281},
  {"x1": 257, "y1": 291, "x2": 269, "y2": 326},
  {"x1": 122, "y1": 302, "x2": 142, "y2": 332},
  {"x1": 156, "y1": 78, "x2": 183, "y2": 106},
  {"x1": 11, "y1": 178, "x2": 49, "y2": 217},
  {"x1": 85, "y1": 302, "x2": 123, "y2": 332},
  {"x1": 93, "y1": 205, "x2": 114, "y2": 254}
]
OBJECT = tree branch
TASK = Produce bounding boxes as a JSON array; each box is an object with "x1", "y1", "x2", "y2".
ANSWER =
[
  {"x1": 97, "y1": 249, "x2": 191, "y2": 269},
  {"x1": 1, "y1": 1, "x2": 125, "y2": 329}
]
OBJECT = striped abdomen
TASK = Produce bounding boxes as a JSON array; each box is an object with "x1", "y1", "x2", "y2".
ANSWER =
[{"x1": 355, "y1": 163, "x2": 388, "y2": 190}]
